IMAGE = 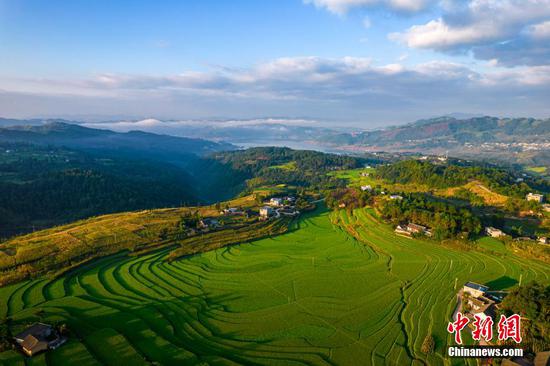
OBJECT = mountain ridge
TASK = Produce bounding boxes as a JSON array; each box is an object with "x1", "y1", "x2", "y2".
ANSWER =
[{"x1": 0, "y1": 121, "x2": 235, "y2": 157}]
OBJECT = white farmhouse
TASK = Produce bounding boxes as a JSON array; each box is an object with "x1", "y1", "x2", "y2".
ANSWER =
[
  {"x1": 463, "y1": 282, "x2": 489, "y2": 299},
  {"x1": 260, "y1": 206, "x2": 274, "y2": 218},
  {"x1": 269, "y1": 197, "x2": 283, "y2": 207},
  {"x1": 526, "y1": 193, "x2": 544, "y2": 203},
  {"x1": 485, "y1": 227, "x2": 505, "y2": 238}
]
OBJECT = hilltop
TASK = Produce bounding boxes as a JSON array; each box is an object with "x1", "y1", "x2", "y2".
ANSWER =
[
  {"x1": 0, "y1": 193, "x2": 300, "y2": 286},
  {"x1": 320, "y1": 116, "x2": 550, "y2": 146},
  {"x1": 318, "y1": 116, "x2": 550, "y2": 167},
  {"x1": 1, "y1": 149, "x2": 549, "y2": 364},
  {"x1": 0, "y1": 141, "x2": 364, "y2": 238},
  {"x1": 0, "y1": 122, "x2": 236, "y2": 238},
  {"x1": 0, "y1": 121, "x2": 235, "y2": 162}
]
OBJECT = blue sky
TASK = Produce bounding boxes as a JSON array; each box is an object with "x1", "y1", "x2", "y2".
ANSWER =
[{"x1": 0, "y1": 0, "x2": 549, "y2": 127}]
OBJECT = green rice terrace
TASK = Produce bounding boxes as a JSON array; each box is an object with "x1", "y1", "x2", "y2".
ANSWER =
[{"x1": 0, "y1": 207, "x2": 549, "y2": 366}]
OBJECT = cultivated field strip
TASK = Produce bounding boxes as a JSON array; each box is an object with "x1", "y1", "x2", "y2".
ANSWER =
[
  {"x1": 335, "y1": 208, "x2": 548, "y2": 366},
  {"x1": 1, "y1": 208, "x2": 548, "y2": 366}
]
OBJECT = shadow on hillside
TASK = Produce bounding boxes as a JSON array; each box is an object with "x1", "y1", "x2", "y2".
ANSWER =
[{"x1": 485, "y1": 276, "x2": 518, "y2": 290}]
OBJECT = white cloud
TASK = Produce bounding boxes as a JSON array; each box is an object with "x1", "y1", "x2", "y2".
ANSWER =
[
  {"x1": 3, "y1": 57, "x2": 549, "y2": 95},
  {"x1": 480, "y1": 65, "x2": 550, "y2": 86},
  {"x1": 528, "y1": 20, "x2": 550, "y2": 39},
  {"x1": 303, "y1": 0, "x2": 430, "y2": 14},
  {"x1": 391, "y1": 0, "x2": 550, "y2": 66},
  {"x1": 1, "y1": 57, "x2": 548, "y2": 123},
  {"x1": 389, "y1": 17, "x2": 501, "y2": 49},
  {"x1": 83, "y1": 118, "x2": 320, "y2": 133}
]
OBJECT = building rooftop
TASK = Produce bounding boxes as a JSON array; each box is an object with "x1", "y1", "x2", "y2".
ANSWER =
[
  {"x1": 407, "y1": 223, "x2": 427, "y2": 231},
  {"x1": 14, "y1": 323, "x2": 53, "y2": 342},
  {"x1": 464, "y1": 282, "x2": 489, "y2": 293}
]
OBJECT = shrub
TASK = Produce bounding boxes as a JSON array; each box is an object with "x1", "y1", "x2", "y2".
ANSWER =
[{"x1": 421, "y1": 334, "x2": 435, "y2": 354}]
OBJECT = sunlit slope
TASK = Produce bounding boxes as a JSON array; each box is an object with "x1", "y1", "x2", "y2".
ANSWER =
[
  {"x1": 334, "y1": 208, "x2": 549, "y2": 365},
  {"x1": 0, "y1": 208, "x2": 548, "y2": 366},
  {"x1": 0, "y1": 195, "x2": 260, "y2": 286}
]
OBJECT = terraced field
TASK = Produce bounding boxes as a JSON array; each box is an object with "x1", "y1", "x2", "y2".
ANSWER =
[{"x1": 1, "y1": 208, "x2": 548, "y2": 366}]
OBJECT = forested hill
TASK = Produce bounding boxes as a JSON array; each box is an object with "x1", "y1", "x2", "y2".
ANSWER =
[
  {"x1": 190, "y1": 147, "x2": 367, "y2": 200},
  {"x1": 375, "y1": 159, "x2": 550, "y2": 198},
  {"x1": 376, "y1": 116, "x2": 549, "y2": 144},
  {"x1": 0, "y1": 121, "x2": 236, "y2": 238},
  {"x1": 321, "y1": 116, "x2": 550, "y2": 146},
  {"x1": 0, "y1": 121, "x2": 235, "y2": 163},
  {"x1": 317, "y1": 116, "x2": 550, "y2": 166},
  {"x1": 0, "y1": 141, "x2": 365, "y2": 238},
  {"x1": 0, "y1": 144, "x2": 202, "y2": 238}
]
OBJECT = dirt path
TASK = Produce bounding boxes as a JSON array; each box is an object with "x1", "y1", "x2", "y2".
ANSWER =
[{"x1": 452, "y1": 289, "x2": 463, "y2": 321}]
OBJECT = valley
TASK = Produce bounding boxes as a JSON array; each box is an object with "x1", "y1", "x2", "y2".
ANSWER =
[
  {"x1": 0, "y1": 121, "x2": 549, "y2": 365},
  {"x1": 0, "y1": 207, "x2": 547, "y2": 365},
  {"x1": 3, "y1": 2, "x2": 550, "y2": 364}
]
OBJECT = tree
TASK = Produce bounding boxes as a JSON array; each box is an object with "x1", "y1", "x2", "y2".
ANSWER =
[
  {"x1": 421, "y1": 334, "x2": 435, "y2": 354},
  {"x1": 500, "y1": 281, "x2": 550, "y2": 352},
  {"x1": 0, "y1": 318, "x2": 12, "y2": 352}
]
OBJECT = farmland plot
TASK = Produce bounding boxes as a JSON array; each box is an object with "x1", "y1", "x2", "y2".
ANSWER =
[{"x1": 0, "y1": 208, "x2": 547, "y2": 365}]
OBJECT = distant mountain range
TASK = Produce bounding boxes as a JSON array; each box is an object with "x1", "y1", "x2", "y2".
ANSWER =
[
  {"x1": 1, "y1": 115, "x2": 548, "y2": 237},
  {"x1": 0, "y1": 120, "x2": 235, "y2": 164},
  {"x1": 0, "y1": 121, "x2": 237, "y2": 237},
  {"x1": 322, "y1": 116, "x2": 550, "y2": 145},
  {"x1": 317, "y1": 116, "x2": 550, "y2": 167},
  {"x1": 2, "y1": 115, "x2": 549, "y2": 167}
]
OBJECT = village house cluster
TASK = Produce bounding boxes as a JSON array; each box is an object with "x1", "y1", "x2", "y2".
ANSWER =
[
  {"x1": 466, "y1": 141, "x2": 550, "y2": 153},
  {"x1": 394, "y1": 222, "x2": 432, "y2": 237},
  {"x1": 481, "y1": 192, "x2": 549, "y2": 245},
  {"x1": 260, "y1": 196, "x2": 299, "y2": 219}
]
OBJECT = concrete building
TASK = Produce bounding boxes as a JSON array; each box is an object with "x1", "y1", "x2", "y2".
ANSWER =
[
  {"x1": 259, "y1": 206, "x2": 274, "y2": 218},
  {"x1": 463, "y1": 282, "x2": 489, "y2": 298},
  {"x1": 269, "y1": 197, "x2": 283, "y2": 207},
  {"x1": 485, "y1": 227, "x2": 505, "y2": 238},
  {"x1": 395, "y1": 223, "x2": 432, "y2": 237},
  {"x1": 526, "y1": 193, "x2": 544, "y2": 203}
]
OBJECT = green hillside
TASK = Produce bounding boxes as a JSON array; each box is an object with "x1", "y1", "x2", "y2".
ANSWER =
[
  {"x1": 318, "y1": 116, "x2": 550, "y2": 166},
  {"x1": 0, "y1": 194, "x2": 288, "y2": 287},
  {"x1": 0, "y1": 121, "x2": 238, "y2": 238},
  {"x1": 0, "y1": 144, "x2": 203, "y2": 238},
  {"x1": 1, "y1": 207, "x2": 547, "y2": 365}
]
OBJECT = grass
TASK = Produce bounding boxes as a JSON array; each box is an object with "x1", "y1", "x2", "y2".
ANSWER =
[
  {"x1": 331, "y1": 168, "x2": 512, "y2": 207},
  {"x1": 451, "y1": 180, "x2": 505, "y2": 205},
  {"x1": 328, "y1": 168, "x2": 378, "y2": 187},
  {"x1": 0, "y1": 207, "x2": 548, "y2": 365},
  {"x1": 476, "y1": 237, "x2": 508, "y2": 254},
  {"x1": 525, "y1": 166, "x2": 547, "y2": 175},
  {"x1": 0, "y1": 194, "x2": 264, "y2": 286},
  {"x1": 269, "y1": 161, "x2": 298, "y2": 171}
]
